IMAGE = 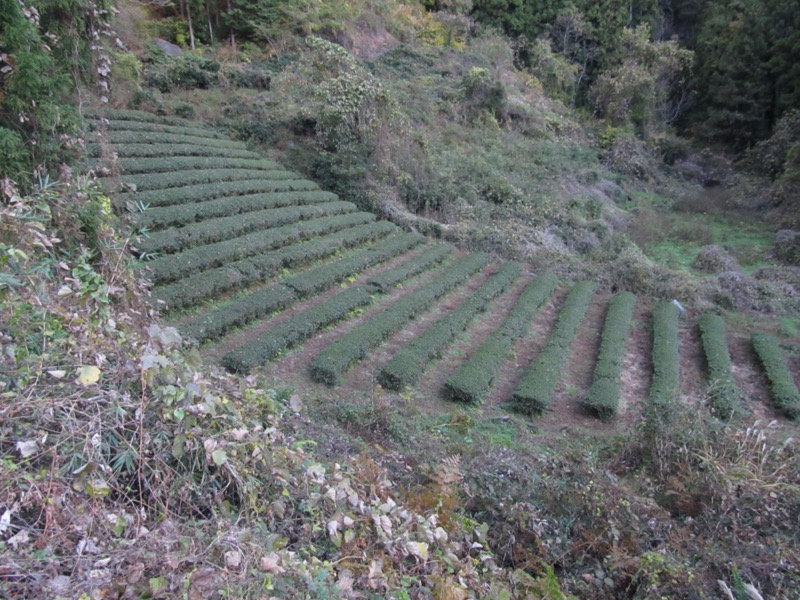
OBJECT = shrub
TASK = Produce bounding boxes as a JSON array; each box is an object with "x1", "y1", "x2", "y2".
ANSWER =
[
  {"x1": 222, "y1": 286, "x2": 373, "y2": 373},
  {"x1": 145, "y1": 212, "x2": 375, "y2": 283},
  {"x1": 86, "y1": 142, "x2": 260, "y2": 160},
  {"x1": 444, "y1": 271, "x2": 559, "y2": 404},
  {"x1": 83, "y1": 107, "x2": 198, "y2": 127},
  {"x1": 117, "y1": 179, "x2": 319, "y2": 209},
  {"x1": 143, "y1": 51, "x2": 220, "y2": 92},
  {"x1": 751, "y1": 332, "x2": 800, "y2": 419},
  {"x1": 583, "y1": 292, "x2": 637, "y2": 418},
  {"x1": 378, "y1": 262, "x2": 522, "y2": 390},
  {"x1": 155, "y1": 221, "x2": 397, "y2": 314},
  {"x1": 698, "y1": 313, "x2": 743, "y2": 419},
  {"x1": 115, "y1": 156, "x2": 281, "y2": 175},
  {"x1": 647, "y1": 302, "x2": 681, "y2": 423},
  {"x1": 511, "y1": 281, "x2": 597, "y2": 415},
  {"x1": 117, "y1": 168, "x2": 298, "y2": 192},
  {"x1": 310, "y1": 253, "x2": 492, "y2": 385},
  {"x1": 366, "y1": 244, "x2": 453, "y2": 293},
  {"x1": 139, "y1": 201, "x2": 356, "y2": 255},
  {"x1": 140, "y1": 191, "x2": 340, "y2": 230}
]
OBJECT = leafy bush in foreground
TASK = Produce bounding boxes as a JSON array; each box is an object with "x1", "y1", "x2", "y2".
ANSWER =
[
  {"x1": 117, "y1": 179, "x2": 319, "y2": 208},
  {"x1": 139, "y1": 201, "x2": 356, "y2": 255},
  {"x1": 366, "y1": 244, "x2": 454, "y2": 293},
  {"x1": 115, "y1": 156, "x2": 282, "y2": 175},
  {"x1": 444, "y1": 271, "x2": 559, "y2": 404},
  {"x1": 161, "y1": 222, "x2": 397, "y2": 318},
  {"x1": 310, "y1": 253, "x2": 491, "y2": 385},
  {"x1": 647, "y1": 302, "x2": 681, "y2": 420},
  {"x1": 140, "y1": 191, "x2": 341, "y2": 230},
  {"x1": 583, "y1": 292, "x2": 637, "y2": 419},
  {"x1": 511, "y1": 281, "x2": 597, "y2": 415},
  {"x1": 86, "y1": 142, "x2": 261, "y2": 160},
  {"x1": 751, "y1": 332, "x2": 800, "y2": 419},
  {"x1": 145, "y1": 212, "x2": 375, "y2": 283},
  {"x1": 378, "y1": 262, "x2": 522, "y2": 390},
  {"x1": 222, "y1": 286, "x2": 373, "y2": 373},
  {"x1": 698, "y1": 313, "x2": 743, "y2": 419},
  {"x1": 118, "y1": 168, "x2": 298, "y2": 192}
]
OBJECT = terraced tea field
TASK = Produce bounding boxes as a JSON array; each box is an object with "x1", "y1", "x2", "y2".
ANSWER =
[{"x1": 88, "y1": 109, "x2": 800, "y2": 429}]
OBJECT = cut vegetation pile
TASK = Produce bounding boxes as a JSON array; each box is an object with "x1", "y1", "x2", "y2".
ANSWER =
[{"x1": 89, "y1": 110, "x2": 800, "y2": 424}]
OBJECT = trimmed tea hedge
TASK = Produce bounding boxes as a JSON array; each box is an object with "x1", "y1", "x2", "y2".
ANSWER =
[
  {"x1": 140, "y1": 191, "x2": 340, "y2": 230},
  {"x1": 145, "y1": 212, "x2": 376, "y2": 284},
  {"x1": 751, "y1": 332, "x2": 800, "y2": 419},
  {"x1": 117, "y1": 168, "x2": 299, "y2": 192},
  {"x1": 310, "y1": 253, "x2": 491, "y2": 385},
  {"x1": 117, "y1": 179, "x2": 319, "y2": 208},
  {"x1": 91, "y1": 129, "x2": 247, "y2": 149},
  {"x1": 443, "y1": 271, "x2": 559, "y2": 404},
  {"x1": 284, "y1": 233, "x2": 424, "y2": 297},
  {"x1": 583, "y1": 292, "x2": 637, "y2": 419},
  {"x1": 366, "y1": 244, "x2": 453, "y2": 293},
  {"x1": 153, "y1": 221, "x2": 397, "y2": 312},
  {"x1": 86, "y1": 143, "x2": 261, "y2": 160},
  {"x1": 221, "y1": 286, "x2": 373, "y2": 373},
  {"x1": 378, "y1": 262, "x2": 522, "y2": 390},
  {"x1": 511, "y1": 281, "x2": 597, "y2": 415},
  {"x1": 138, "y1": 201, "x2": 357, "y2": 255},
  {"x1": 648, "y1": 302, "x2": 681, "y2": 413},
  {"x1": 87, "y1": 118, "x2": 228, "y2": 140},
  {"x1": 698, "y1": 313, "x2": 743, "y2": 419},
  {"x1": 180, "y1": 284, "x2": 298, "y2": 343},
  {"x1": 83, "y1": 108, "x2": 198, "y2": 127},
  {"x1": 115, "y1": 156, "x2": 282, "y2": 175}
]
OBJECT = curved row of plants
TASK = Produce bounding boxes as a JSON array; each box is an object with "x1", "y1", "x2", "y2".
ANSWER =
[
  {"x1": 698, "y1": 313, "x2": 743, "y2": 419},
  {"x1": 310, "y1": 253, "x2": 492, "y2": 385},
  {"x1": 511, "y1": 281, "x2": 598, "y2": 415},
  {"x1": 583, "y1": 291, "x2": 637, "y2": 418},
  {"x1": 751, "y1": 333, "x2": 800, "y2": 419},
  {"x1": 444, "y1": 271, "x2": 559, "y2": 404},
  {"x1": 377, "y1": 261, "x2": 523, "y2": 391}
]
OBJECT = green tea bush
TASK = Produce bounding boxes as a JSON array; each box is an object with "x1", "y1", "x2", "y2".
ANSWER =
[
  {"x1": 698, "y1": 313, "x2": 743, "y2": 419},
  {"x1": 284, "y1": 233, "x2": 423, "y2": 296},
  {"x1": 310, "y1": 253, "x2": 491, "y2": 385},
  {"x1": 82, "y1": 108, "x2": 197, "y2": 127},
  {"x1": 117, "y1": 179, "x2": 319, "y2": 208},
  {"x1": 86, "y1": 143, "x2": 261, "y2": 160},
  {"x1": 140, "y1": 191, "x2": 340, "y2": 230},
  {"x1": 583, "y1": 292, "x2": 637, "y2": 418},
  {"x1": 86, "y1": 118, "x2": 227, "y2": 140},
  {"x1": 366, "y1": 244, "x2": 453, "y2": 293},
  {"x1": 143, "y1": 51, "x2": 220, "y2": 92},
  {"x1": 145, "y1": 212, "x2": 375, "y2": 283},
  {"x1": 155, "y1": 221, "x2": 397, "y2": 310},
  {"x1": 94, "y1": 130, "x2": 246, "y2": 149},
  {"x1": 751, "y1": 332, "x2": 800, "y2": 419},
  {"x1": 647, "y1": 302, "x2": 681, "y2": 420},
  {"x1": 222, "y1": 286, "x2": 373, "y2": 373},
  {"x1": 378, "y1": 262, "x2": 522, "y2": 390},
  {"x1": 511, "y1": 281, "x2": 597, "y2": 415},
  {"x1": 444, "y1": 271, "x2": 559, "y2": 404},
  {"x1": 118, "y1": 168, "x2": 298, "y2": 192},
  {"x1": 139, "y1": 201, "x2": 356, "y2": 255},
  {"x1": 116, "y1": 156, "x2": 282, "y2": 174}
]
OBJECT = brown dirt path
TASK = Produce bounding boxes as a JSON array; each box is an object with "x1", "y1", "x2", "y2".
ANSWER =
[
  {"x1": 617, "y1": 301, "x2": 653, "y2": 426},
  {"x1": 728, "y1": 332, "x2": 781, "y2": 421},
  {"x1": 679, "y1": 318, "x2": 708, "y2": 410}
]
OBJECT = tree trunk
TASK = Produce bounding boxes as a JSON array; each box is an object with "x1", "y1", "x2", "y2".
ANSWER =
[{"x1": 186, "y1": 0, "x2": 196, "y2": 49}]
